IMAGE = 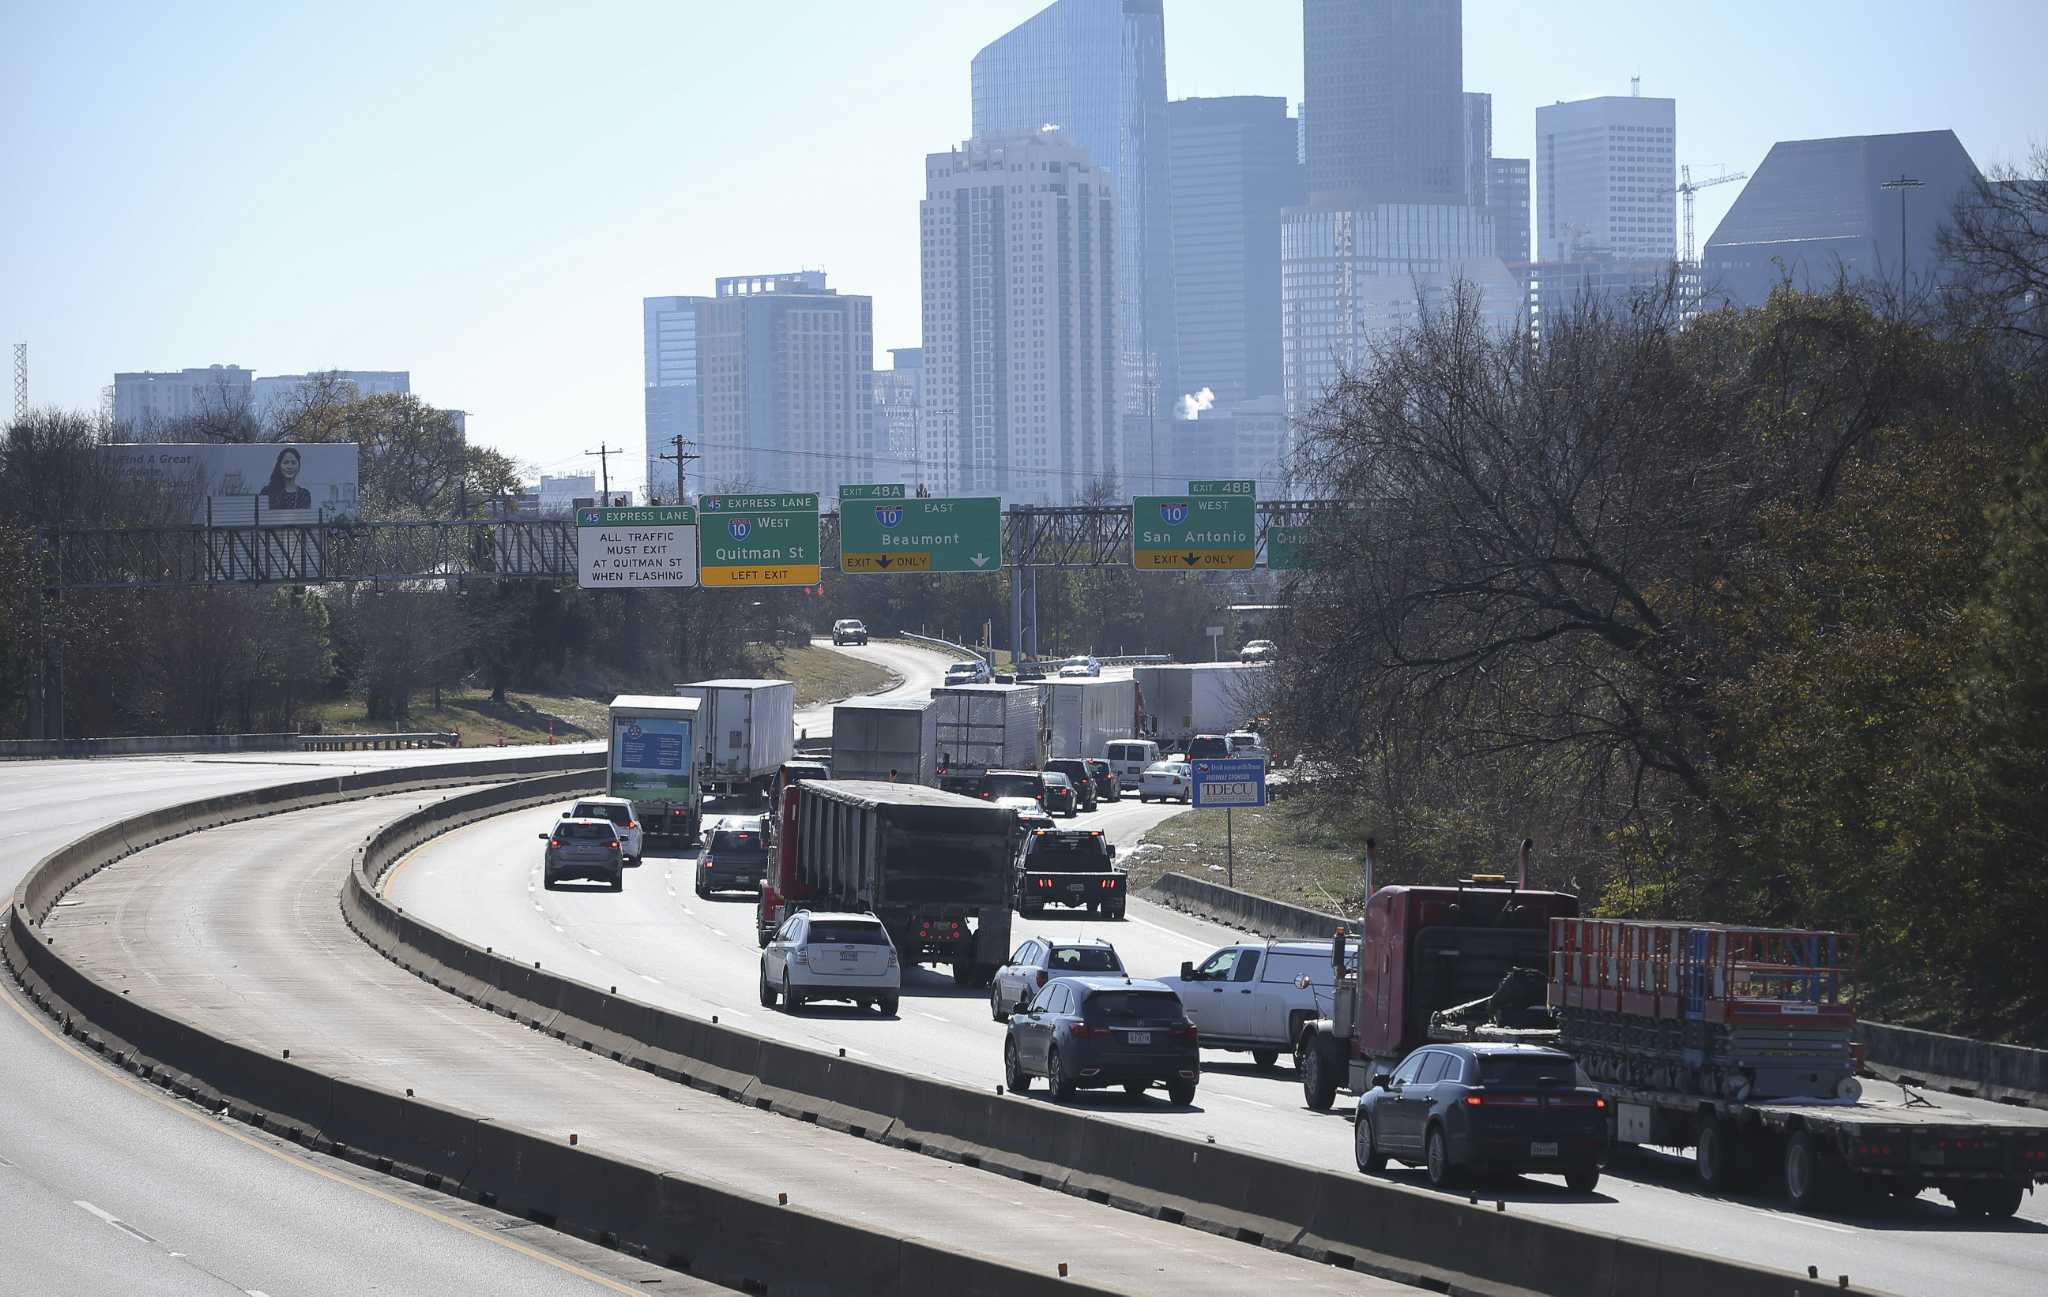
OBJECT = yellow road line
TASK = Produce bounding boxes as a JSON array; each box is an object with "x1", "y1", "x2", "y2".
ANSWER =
[{"x1": 0, "y1": 965, "x2": 646, "y2": 1296}]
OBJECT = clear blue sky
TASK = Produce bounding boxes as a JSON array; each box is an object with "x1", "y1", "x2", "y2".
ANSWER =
[{"x1": 6, "y1": 1, "x2": 2042, "y2": 494}]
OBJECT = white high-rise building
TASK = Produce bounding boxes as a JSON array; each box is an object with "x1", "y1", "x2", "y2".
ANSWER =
[
  {"x1": 643, "y1": 295, "x2": 708, "y2": 503},
  {"x1": 251, "y1": 370, "x2": 409, "y2": 424},
  {"x1": 871, "y1": 348, "x2": 925, "y2": 485},
  {"x1": 112, "y1": 366, "x2": 254, "y2": 437},
  {"x1": 921, "y1": 132, "x2": 1119, "y2": 504},
  {"x1": 1536, "y1": 94, "x2": 1677, "y2": 263}
]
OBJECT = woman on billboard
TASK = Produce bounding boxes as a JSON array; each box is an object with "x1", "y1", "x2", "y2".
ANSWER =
[{"x1": 261, "y1": 447, "x2": 313, "y2": 511}]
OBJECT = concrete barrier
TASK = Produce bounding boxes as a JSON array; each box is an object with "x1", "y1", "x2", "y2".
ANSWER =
[
  {"x1": 1857, "y1": 1019, "x2": 2048, "y2": 1108},
  {"x1": 0, "y1": 732, "x2": 298, "y2": 760},
  {"x1": 1147, "y1": 871, "x2": 1349, "y2": 940}
]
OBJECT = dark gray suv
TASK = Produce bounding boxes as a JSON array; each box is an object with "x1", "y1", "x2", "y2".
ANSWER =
[
  {"x1": 539, "y1": 818, "x2": 623, "y2": 890},
  {"x1": 1003, "y1": 976, "x2": 1199, "y2": 1105}
]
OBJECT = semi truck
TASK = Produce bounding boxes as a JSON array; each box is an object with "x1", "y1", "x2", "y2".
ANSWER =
[
  {"x1": 930, "y1": 683, "x2": 1040, "y2": 794},
  {"x1": 1013, "y1": 826, "x2": 1126, "y2": 918},
  {"x1": 757, "y1": 779, "x2": 1015, "y2": 986},
  {"x1": 1037, "y1": 677, "x2": 1137, "y2": 761},
  {"x1": 830, "y1": 699, "x2": 938, "y2": 785},
  {"x1": 673, "y1": 678, "x2": 796, "y2": 803},
  {"x1": 605, "y1": 695, "x2": 702, "y2": 850},
  {"x1": 1133, "y1": 663, "x2": 1266, "y2": 748},
  {"x1": 1298, "y1": 841, "x2": 2048, "y2": 1217}
]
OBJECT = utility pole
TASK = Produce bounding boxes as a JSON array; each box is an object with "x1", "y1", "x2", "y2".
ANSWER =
[
  {"x1": 659, "y1": 434, "x2": 700, "y2": 505},
  {"x1": 1881, "y1": 173, "x2": 1925, "y2": 290},
  {"x1": 585, "y1": 442, "x2": 622, "y2": 501}
]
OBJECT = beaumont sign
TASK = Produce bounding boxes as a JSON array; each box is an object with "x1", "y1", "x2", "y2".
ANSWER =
[
  {"x1": 840, "y1": 496, "x2": 1002, "y2": 574},
  {"x1": 697, "y1": 493, "x2": 821, "y2": 587},
  {"x1": 577, "y1": 506, "x2": 699, "y2": 588},
  {"x1": 1133, "y1": 479, "x2": 1256, "y2": 570}
]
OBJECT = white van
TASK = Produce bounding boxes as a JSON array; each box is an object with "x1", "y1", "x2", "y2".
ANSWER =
[{"x1": 1103, "y1": 738, "x2": 1160, "y2": 785}]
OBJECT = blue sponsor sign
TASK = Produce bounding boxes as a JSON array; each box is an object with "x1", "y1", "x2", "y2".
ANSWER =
[{"x1": 1191, "y1": 756, "x2": 1267, "y2": 808}]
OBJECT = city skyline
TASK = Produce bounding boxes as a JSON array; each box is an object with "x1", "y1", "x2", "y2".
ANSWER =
[{"x1": 8, "y1": 1, "x2": 2044, "y2": 497}]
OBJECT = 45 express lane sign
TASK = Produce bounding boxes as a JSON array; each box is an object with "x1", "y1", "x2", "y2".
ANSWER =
[
  {"x1": 577, "y1": 506, "x2": 698, "y2": 588},
  {"x1": 840, "y1": 486, "x2": 1002, "y2": 574},
  {"x1": 1133, "y1": 479, "x2": 1256, "y2": 570},
  {"x1": 697, "y1": 493, "x2": 821, "y2": 587}
]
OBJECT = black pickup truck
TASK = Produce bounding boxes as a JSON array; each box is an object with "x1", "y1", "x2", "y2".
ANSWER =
[{"x1": 1014, "y1": 827, "x2": 1126, "y2": 919}]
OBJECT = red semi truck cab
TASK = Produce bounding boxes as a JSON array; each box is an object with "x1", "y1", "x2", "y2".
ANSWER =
[
  {"x1": 1301, "y1": 871, "x2": 1578, "y2": 1110},
  {"x1": 756, "y1": 784, "x2": 814, "y2": 946}
]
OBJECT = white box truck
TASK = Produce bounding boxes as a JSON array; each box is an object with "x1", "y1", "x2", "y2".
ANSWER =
[
  {"x1": 830, "y1": 699, "x2": 939, "y2": 785},
  {"x1": 673, "y1": 679, "x2": 796, "y2": 802},
  {"x1": 1133, "y1": 663, "x2": 1267, "y2": 747},
  {"x1": 1037, "y1": 678, "x2": 1138, "y2": 761},
  {"x1": 929, "y1": 683, "x2": 1040, "y2": 794},
  {"x1": 607, "y1": 694, "x2": 701, "y2": 850}
]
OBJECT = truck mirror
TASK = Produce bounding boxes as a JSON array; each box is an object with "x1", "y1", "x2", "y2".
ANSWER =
[
  {"x1": 1372, "y1": 1071, "x2": 1393, "y2": 1089},
  {"x1": 1180, "y1": 961, "x2": 1196, "y2": 981},
  {"x1": 537, "y1": 832, "x2": 550, "y2": 839},
  {"x1": 1295, "y1": 974, "x2": 1312, "y2": 989}
]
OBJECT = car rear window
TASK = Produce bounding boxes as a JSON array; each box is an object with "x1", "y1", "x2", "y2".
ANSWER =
[
  {"x1": 575, "y1": 804, "x2": 630, "y2": 825},
  {"x1": 1083, "y1": 991, "x2": 1182, "y2": 1023},
  {"x1": 1048, "y1": 946, "x2": 1122, "y2": 972},
  {"x1": 982, "y1": 773, "x2": 1040, "y2": 799},
  {"x1": 1477, "y1": 1055, "x2": 1576, "y2": 1087},
  {"x1": 807, "y1": 921, "x2": 891, "y2": 946},
  {"x1": 561, "y1": 823, "x2": 616, "y2": 841},
  {"x1": 709, "y1": 829, "x2": 766, "y2": 856},
  {"x1": 1188, "y1": 736, "x2": 1227, "y2": 758},
  {"x1": 1048, "y1": 760, "x2": 1087, "y2": 777}
]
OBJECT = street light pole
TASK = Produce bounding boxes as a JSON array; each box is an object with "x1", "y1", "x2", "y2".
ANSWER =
[{"x1": 1880, "y1": 173, "x2": 1924, "y2": 289}]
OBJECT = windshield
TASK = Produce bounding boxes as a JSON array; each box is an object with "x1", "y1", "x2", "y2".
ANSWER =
[
  {"x1": 1477, "y1": 1055, "x2": 1577, "y2": 1087},
  {"x1": 1083, "y1": 991, "x2": 1182, "y2": 1023},
  {"x1": 574, "y1": 803, "x2": 630, "y2": 824},
  {"x1": 806, "y1": 921, "x2": 891, "y2": 946},
  {"x1": 981, "y1": 773, "x2": 1040, "y2": 799},
  {"x1": 1048, "y1": 946, "x2": 1122, "y2": 972}
]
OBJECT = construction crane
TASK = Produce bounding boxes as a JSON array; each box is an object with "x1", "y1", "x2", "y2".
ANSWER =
[{"x1": 1677, "y1": 165, "x2": 1747, "y2": 266}]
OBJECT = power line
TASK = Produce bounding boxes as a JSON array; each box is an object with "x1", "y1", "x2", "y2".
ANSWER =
[
  {"x1": 584, "y1": 441, "x2": 623, "y2": 502},
  {"x1": 657, "y1": 434, "x2": 700, "y2": 505}
]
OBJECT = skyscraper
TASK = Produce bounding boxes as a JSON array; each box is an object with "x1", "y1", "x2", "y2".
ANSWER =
[
  {"x1": 643, "y1": 295, "x2": 708, "y2": 502},
  {"x1": 921, "y1": 132, "x2": 1118, "y2": 504},
  {"x1": 872, "y1": 347, "x2": 925, "y2": 485},
  {"x1": 1302, "y1": 0, "x2": 1464, "y2": 204},
  {"x1": 1167, "y1": 96, "x2": 1303, "y2": 410},
  {"x1": 1702, "y1": 130, "x2": 1982, "y2": 310},
  {"x1": 971, "y1": 0, "x2": 1172, "y2": 428},
  {"x1": 1464, "y1": 91, "x2": 1492, "y2": 208},
  {"x1": 1536, "y1": 94, "x2": 1678, "y2": 263},
  {"x1": 1488, "y1": 157, "x2": 1531, "y2": 264},
  {"x1": 695, "y1": 272, "x2": 875, "y2": 499},
  {"x1": 112, "y1": 366, "x2": 254, "y2": 438}
]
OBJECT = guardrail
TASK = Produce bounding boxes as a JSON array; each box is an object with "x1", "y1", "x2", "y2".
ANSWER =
[
  {"x1": 333, "y1": 792, "x2": 1876, "y2": 1297},
  {"x1": 0, "y1": 733, "x2": 299, "y2": 760},
  {"x1": 895, "y1": 631, "x2": 983, "y2": 662},
  {"x1": 3, "y1": 753, "x2": 1104, "y2": 1297},
  {"x1": 295, "y1": 731, "x2": 460, "y2": 752}
]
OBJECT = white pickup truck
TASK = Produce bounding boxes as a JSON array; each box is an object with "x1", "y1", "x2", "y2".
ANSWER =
[{"x1": 1154, "y1": 939, "x2": 1358, "y2": 1069}]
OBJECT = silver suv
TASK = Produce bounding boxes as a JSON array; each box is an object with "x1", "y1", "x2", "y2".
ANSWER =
[
  {"x1": 832, "y1": 619, "x2": 868, "y2": 646},
  {"x1": 539, "y1": 817, "x2": 624, "y2": 891}
]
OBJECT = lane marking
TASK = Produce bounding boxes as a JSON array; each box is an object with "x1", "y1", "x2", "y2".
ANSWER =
[
  {"x1": 915, "y1": 1010, "x2": 949, "y2": 1023},
  {"x1": 1209, "y1": 1092, "x2": 1275, "y2": 1109},
  {"x1": 5, "y1": 978, "x2": 650, "y2": 1295},
  {"x1": 579, "y1": 944, "x2": 601, "y2": 956},
  {"x1": 1735, "y1": 1204, "x2": 1857, "y2": 1234},
  {"x1": 74, "y1": 1199, "x2": 158, "y2": 1243}
]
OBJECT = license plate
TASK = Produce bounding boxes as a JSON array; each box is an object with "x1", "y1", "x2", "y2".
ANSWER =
[
  {"x1": 1067, "y1": 884, "x2": 1085, "y2": 893},
  {"x1": 1530, "y1": 1141, "x2": 1558, "y2": 1158},
  {"x1": 839, "y1": 950, "x2": 858, "y2": 961},
  {"x1": 1127, "y1": 1031, "x2": 1151, "y2": 1044}
]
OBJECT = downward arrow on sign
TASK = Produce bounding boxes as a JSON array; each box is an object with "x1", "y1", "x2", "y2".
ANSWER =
[
  {"x1": 970, "y1": 553, "x2": 990, "y2": 568},
  {"x1": 877, "y1": 556, "x2": 893, "y2": 569},
  {"x1": 1182, "y1": 552, "x2": 1200, "y2": 567}
]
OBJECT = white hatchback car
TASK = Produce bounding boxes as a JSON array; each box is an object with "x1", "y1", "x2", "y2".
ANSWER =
[
  {"x1": 1138, "y1": 760, "x2": 1193, "y2": 803},
  {"x1": 759, "y1": 911, "x2": 900, "y2": 1015},
  {"x1": 567, "y1": 796, "x2": 643, "y2": 864}
]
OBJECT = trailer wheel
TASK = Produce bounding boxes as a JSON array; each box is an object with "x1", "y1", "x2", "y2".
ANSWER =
[
  {"x1": 1696, "y1": 1115, "x2": 1743, "y2": 1192},
  {"x1": 1302, "y1": 1037, "x2": 1339, "y2": 1112},
  {"x1": 1945, "y1": 1181, "x2": 2025, "y2": 1218},
  {"x1": 1783, "y1": 1129, "x2": 1830, "y2": 1211},
  {"x1": 951, "y1": 960, "x2": 975, "y2": 988}
]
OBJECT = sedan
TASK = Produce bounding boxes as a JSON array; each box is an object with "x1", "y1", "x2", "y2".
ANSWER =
[
  {"x1": 1003, "y1": 976, "x2": 1199, "y2": 1104},
  {"x1": 1043, "y1": 758, "x2": 1098, "y2": 812},
  {"x1": 1137, "y1": 761, "x2": 1192, "y2": 804},
  {"x1": 1354, "y1": 1044, "x2": 1604, "y2": 1192},
  {"x1": 1041, "y1": 771, "x2": 1079, "y2": 817},
  {"x1": 1082, "y1": 757, "x2": 1119, "y2": 803},
  {"x1": 538, "y1": 818, "x2": 624, "y2": 890},
  {"x1": 1059, "y1": 655, "x2": 1102, "y2": 677},
  {"x1": 759, "y1": 910, "x2": 900, "y2": 1015}
]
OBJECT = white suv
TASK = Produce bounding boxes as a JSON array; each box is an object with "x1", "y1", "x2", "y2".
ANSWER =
[
  {"x1": 759, "y1": 911, "x2": 900, "y2": 1015},
  {"x1": 567, "y1": 796, "x2": 643, "y2": 864},
  {"x1": 1153, "y1": 940, "x2": 1358, "y2": 1069}
]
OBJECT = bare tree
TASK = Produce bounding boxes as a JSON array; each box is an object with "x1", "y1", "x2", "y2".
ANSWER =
[{"x1": 1942, "y1": 144, "x2": 2048, "y2": 359}]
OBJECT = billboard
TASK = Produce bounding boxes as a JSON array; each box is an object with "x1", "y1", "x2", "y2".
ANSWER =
[
  {"x1": 610, "y1": 714, "x2": 695, "y2": 798},
  {"x1": 101, "y1": 442, "x2": 362, "y2": 524}
]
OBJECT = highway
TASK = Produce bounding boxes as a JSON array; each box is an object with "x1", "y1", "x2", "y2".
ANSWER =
[
  {"x1": 376, "y1": 647, "x2": 2048, "y2": 1297},
  {"x1": 0, "y1": 746, "x2": 669, "y2": 1297}
]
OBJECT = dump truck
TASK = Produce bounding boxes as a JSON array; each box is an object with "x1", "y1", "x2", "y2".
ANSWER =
[
  {"x1": 673, "y1": 679, "x2": 796, "y2": 803},
  {"x1": 1036, "y1": 677, "x2": 1136, "y2": 761},
  {"x1": 830, "y1": 699, "x2": 938, "y2": 785},
  {"x1": 1012, "y1": 826, "x2": 1125, "y2": 918},
  {"x1": 758, "y1": 779, "x2": 1014, "y2": 985},
  {"x1": 1133, "y1": 662, "x2": 1265, "y2": 748},
  {"x1": 930, "y1": 683, "x2": 1040, "y2": 794},
  {"x1": 605, "y1": 694, "x2": 702, "y2": 850},
  {"x1": 1298, "y1": 841, "x2": 2048, "y2": 1217}
]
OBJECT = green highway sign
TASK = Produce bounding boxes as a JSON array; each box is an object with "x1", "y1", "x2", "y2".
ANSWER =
[
  {"x1": 697, "y1": 493, "x2": 821, "y2": 587},
  {"x1": 576, "y1": 505, "x2": 699, "y2": 588},
  {"x1": 1133, "y1": 483, "x2": 1257, "y2": 570},
  {"x1": 1266, "y1": 525, "x2": 1307, "y2": 571},
  {"x1": 841, "y1": 496, "x2": 1002, "y2": 574},
  {"x1": 839, "y1": 483, "x2": 906, "y2": 501}
]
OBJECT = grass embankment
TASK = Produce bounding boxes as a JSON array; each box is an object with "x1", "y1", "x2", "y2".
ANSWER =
[
  {"x1": 306, "y1": 642, "x2": 895, "y2": 746},
  {"x1": 1128, "y1": 803, "x2": 1363, "y2": 916}
]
